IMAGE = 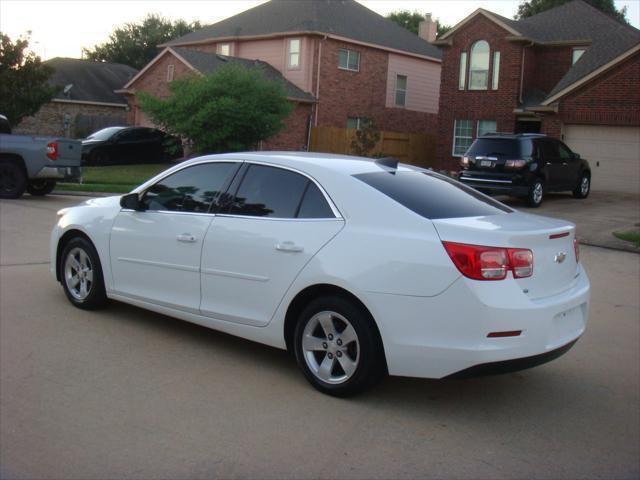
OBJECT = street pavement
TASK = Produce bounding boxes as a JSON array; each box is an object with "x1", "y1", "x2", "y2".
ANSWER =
[{"x1": 0, "y1": 195, "x2": 638, "y2": 479}]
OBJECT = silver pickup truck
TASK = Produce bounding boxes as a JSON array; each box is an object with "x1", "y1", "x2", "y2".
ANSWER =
[{"x1": 0, "y1": 114, "x2": 82, "y2": 199}]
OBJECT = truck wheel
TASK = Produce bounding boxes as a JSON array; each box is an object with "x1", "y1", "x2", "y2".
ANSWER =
[
  {"x1": 27, "y1": 180, "x2": 57, "y2": 196},
  {"x1": 526, "y1": 180, "x2": 544, "y2": 208},
  {"x1": 0, "y1": 160, "x2": 27, "y2": 199}
]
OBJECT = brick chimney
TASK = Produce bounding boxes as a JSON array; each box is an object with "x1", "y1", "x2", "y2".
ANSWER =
[{"x1": 418, "y1": 14, "x2": 437, "y2": 43}]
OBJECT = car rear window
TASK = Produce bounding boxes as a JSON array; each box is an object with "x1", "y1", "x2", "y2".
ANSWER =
[
  {"x1": 466, "y1": 138, "x2": 533, "y2": 158},
  {"x1": 354, "y1": 171, "x2": 512, "y2": 220}
]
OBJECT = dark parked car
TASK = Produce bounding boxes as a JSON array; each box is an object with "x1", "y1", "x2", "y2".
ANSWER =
[
  {"x1": 458, "y1": 133, "x2": 591, "y2": 207},
  {"x1": 81, "y1": 126, "x2": 183, "y2": 165}
]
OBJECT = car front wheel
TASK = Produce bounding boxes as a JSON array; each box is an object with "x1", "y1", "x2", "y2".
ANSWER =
[
  {"x1": 0, "y1": 160, "x2": 27, "y2": 199},
  {"x1": 294, "y1": 295, "x2": 385, "y2": 397},
  {"x1": 573, "y1": 173, "x2": 590, "y2": 199},
  {"x1": 60, "y1": 237, "x2": 108, "y2": 310},
  {"x1": 527, "y1": 180, "x2": 544, "y2": 208}
]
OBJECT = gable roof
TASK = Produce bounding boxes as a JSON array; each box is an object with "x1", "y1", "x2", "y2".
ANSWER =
[
  {"x1": 125, "y1": 47, "x2": 316, "y2": 103},
  {"x1": 438, "y1": 0, "x2": 640, "y2": 104},
  {"x1": 45, "y1": 57, "x2": 138, "y2": 105},
  {"x1": 165, "y1": 0, "x2": 441, "y2": 61}
]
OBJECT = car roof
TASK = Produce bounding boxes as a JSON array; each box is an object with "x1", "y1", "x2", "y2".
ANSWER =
[{"x1": 479, "y1": 133, "x2": 547, "y2": 140}]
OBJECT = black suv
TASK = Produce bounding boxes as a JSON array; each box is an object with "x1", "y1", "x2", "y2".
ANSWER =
[{"x1": 458, "y1": 134, "x2": 591, "y2": 207}]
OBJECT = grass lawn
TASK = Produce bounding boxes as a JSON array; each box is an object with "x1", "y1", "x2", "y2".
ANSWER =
[
  {"x1": 57, "y1": 164, "x2": 173, "y2": 194},
  {"x1": 613, "y1": 229, "x2": 640, "y2": 248}
]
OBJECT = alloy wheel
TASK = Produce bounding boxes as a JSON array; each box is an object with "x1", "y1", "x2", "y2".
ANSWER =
[
  {"x1": 64, "y1": 247, "x2": 94, "y2": 301},
  {"x1": 533, "y1": 182, "x2": 543, "y2": 204},
  {"x1": 580, "y1": 176, "x2": 590, "y2": 196}
]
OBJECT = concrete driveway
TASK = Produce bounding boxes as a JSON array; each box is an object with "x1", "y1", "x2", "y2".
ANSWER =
[
  {"x1": 504, "y1": 191, "x2": 640, "y2": 252},
  {"x1": 1, "y1": 195, "x2": 639, "y2": 479}
]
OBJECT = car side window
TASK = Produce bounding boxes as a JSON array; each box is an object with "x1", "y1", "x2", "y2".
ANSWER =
[
  {"x1": 142, "y1": 162, "x2": 238, "y2": 213},
  {"x1": 230, "y1": 164, "x2": 311, "y2": 218},
  {"x1": 540, "y1": 140, "x2": 559, "y2": 162},
  {"x1": 557, "y1": 141, "x2": 573, "y2": 160},
  {"x1": 297, "y1": 182, "x2": 334, "y2": 218}
]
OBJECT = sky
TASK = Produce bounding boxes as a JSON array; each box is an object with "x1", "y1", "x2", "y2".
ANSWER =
[{"x1": 1, "y1": 0, "x2": 639, "y2": 60}]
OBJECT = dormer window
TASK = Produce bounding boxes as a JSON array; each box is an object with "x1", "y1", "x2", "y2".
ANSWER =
[
  {"x1": 572, "y1": 48, "x2": 586, "y2": 65},
  {"x1": 218, "y1": 44, "x2": 231, "y2": 56},
  {"x1": 469, "y1": 40, "x2": 490, "y2": 90}
]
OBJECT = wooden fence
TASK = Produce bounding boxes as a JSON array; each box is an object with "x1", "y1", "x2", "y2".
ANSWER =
[{"x1": 309, "y1": 126, "x2": 437, "y2": 169}]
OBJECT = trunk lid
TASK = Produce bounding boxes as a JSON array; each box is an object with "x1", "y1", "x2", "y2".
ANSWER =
[{"x1": 433, "y1": 211, "x2": 579, "y2": 299}]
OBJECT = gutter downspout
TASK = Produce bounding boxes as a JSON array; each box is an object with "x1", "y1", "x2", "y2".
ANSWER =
[
  {"x1": 519, "y1": 41, "x2": 534, "y2": 105},
  {"x1": 314, "y1": 35, "x2": 327, "y2": 126}
]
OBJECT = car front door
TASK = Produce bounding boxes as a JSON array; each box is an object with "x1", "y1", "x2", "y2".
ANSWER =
[
  {"x1": 109, "y1": 161, "x2": 240, "y2": 311},
  {"x1": 557, "y1": 140, "x2": 579, "y2": 188},
  {"x1": 200, "y1": 163, "x2": 344, "y2": 327},
  {"x1": 540, "y1": 139, "x2": 564, "y2": 189}
]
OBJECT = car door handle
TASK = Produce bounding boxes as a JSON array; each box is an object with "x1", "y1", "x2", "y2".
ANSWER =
[
  {"x1": 562, "y1": 162, "x2": 568, "y2": 166},
  {"x1": 176, "y1": 233, "x2": 197, "y2": 243},
  {"x1": 275, "y1": 242, "x2": 304, "y2": 253}
]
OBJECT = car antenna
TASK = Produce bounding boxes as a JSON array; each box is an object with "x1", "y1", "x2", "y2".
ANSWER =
[{"x1": 375, "y1": 157, "x2": 399, "y2": 170}]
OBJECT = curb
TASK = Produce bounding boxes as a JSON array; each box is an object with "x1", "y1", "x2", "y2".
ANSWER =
[{"x1": 51, "y1": 190, "x2": 117, "y2": 198}]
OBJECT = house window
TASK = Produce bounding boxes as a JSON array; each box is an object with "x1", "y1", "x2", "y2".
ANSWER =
[
  {"x1": 347, "y1": 117, "x2": 369, "y2": 130},
  {"x1": 572, "y1": 48, "x2": 586, "y2": 65},
  {"x1": 469, "y1": 40, "x2": 490, "y2": 90},
  {"x1": 395, "y1": 75, "x2": 407, "y2": 107},
  {"x1": 218, "y1": 44, "x2": 231, "y2": 56},
  {"x1": 459, "y1": 52, "x2": 467, "y2": 90},
  {"x1": 492, "y1": 52, "x2": 500, "y2": 90},
  {"x1": 288, "y1": 38, "x2": 301, "y2": 69},
  {"x1": 453, "y1": 120, "x2": 473, "y2": 156},
  {"x1": 477, "y1": 120, "x2": 497, "y2": 137},
  {"x1": 338, "y1": 49, "x2": 360, "y2": 72},
  {"x1": 166, "y1": 64, "x2": 175, "y2": 82}
]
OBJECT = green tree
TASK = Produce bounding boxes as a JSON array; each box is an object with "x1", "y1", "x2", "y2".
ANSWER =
[
  {"x1": 138, "y1": 65, "x2": 293, "y2": 154},
  {"x1": 0, "y1": 32, "x2": 57, "y2": 126},
  {"x1": 386, "y1": 11, "x2": 451, "y2": 38},
  {"x1": 350, "y1": 120, "x2": 381, "y2": 157},
  {"x1": 515, "y1": 0, "x2": 628, "y2": 23},
  {"x1": 83, "y1": 14, "x2": 202, "y2": 69}
]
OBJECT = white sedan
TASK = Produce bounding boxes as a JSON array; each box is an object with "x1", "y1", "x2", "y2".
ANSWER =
[{"x1": 51, "y1": 153, "x2": 590, "y2": 396}]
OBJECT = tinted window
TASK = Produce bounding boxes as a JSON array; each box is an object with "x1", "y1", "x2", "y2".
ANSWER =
[
  {"x1": 467, "y1": 138, "x2": 533, "y2": 158},
  {"x1": 86, "y1": 127, "x2": 125, "y2": 141},
  {"x1": 354, "y1": 171, "x2": 512, "y2": 220},
  {"x1": 540, "y1": 139, "x2": 559, "y2": 161},
  {"x1": 143, "y1": 162, "x2": 238, "y2": 213},
  {"x1": 557, "y1": 141, "x2": 573, "y2": 160},
  {"x1": 230, "y1": 165, "x2": 309, "y2": 218},
  {"x1": 298, "y1": 182, "x2": 334, "y2": 218},
  {"x1": 0, "y1": 116, "x2": 11, "y2": 134}
]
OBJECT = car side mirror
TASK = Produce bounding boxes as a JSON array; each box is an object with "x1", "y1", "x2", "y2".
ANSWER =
[
  {"x1": 573, "y1": 153, "x2": 581, "y2": 160},
  {"x1": 120, "y1": 193, "x2": 145, "y2": 211}
]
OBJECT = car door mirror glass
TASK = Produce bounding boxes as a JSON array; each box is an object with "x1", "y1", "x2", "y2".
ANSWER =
[{"x1": 120, "y1": 193, "x2": 144, "y2": 211}]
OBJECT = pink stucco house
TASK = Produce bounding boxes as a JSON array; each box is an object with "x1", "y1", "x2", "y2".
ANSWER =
[{"x1": 118, "y1": 0, "x2": 442, "y2": 150}]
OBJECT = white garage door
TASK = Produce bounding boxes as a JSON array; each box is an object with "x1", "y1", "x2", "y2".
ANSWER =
[{"x1": 564, "y1": 125, "x2": 640, "y2": 194}]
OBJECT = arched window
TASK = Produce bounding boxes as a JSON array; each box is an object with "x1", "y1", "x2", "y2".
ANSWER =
[{"x1": 469, "y1": 40, "x2": 490, "y2": 90}]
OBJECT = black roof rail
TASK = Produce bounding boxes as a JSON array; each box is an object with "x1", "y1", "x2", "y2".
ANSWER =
[{"x1": 375, "y1": 157, "x2": 399, "y2": 169}]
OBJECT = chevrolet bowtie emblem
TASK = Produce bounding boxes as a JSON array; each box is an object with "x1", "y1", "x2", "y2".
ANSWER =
[{"x1": 554, "y1": 252, "x2": 567, "y2": 264}]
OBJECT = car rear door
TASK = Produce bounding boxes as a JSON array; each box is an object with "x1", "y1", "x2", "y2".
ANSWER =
[
  {"x1": 200, "y1": 163, "x2": 344, "y2": 327},
  {"x1": 109, "y1": 161, "x2": 240, "y2": 311}
]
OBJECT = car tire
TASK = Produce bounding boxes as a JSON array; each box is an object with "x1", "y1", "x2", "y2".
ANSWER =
[
  {"x1": 60, "y1": 237, "x2": 108, "y2": 310},
  {"x1": 293, "y1": 295, "x2": 385, "y2": 397},
  {"x1": 0, "y1": 160, "x2": 27, "y2": 199},
  {"x1": 572, "y1": 173, "x2": 590, "y2": 199},
  {"x1": 27, "y1": 179, "x2": 56, "y2": 196},
  {"x1": 527, "y1": 179, "x2": 544, "y2": 208}
]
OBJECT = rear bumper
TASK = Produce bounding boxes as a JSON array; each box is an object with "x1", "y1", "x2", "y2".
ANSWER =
[
  {"x1": 459, "y1": 171, "x2": 533, "y2": 196},
  {"x1": 35, "y1": 166, "x2": 81, "y2": 181},
  {"x1": 366, "y1": 264, "x2": 590, "y2": 379}
]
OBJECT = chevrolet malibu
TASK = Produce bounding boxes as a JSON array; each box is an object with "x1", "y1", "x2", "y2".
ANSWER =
[{"x1": 51, "y1": 153, "x2": 590, "y2": 396}]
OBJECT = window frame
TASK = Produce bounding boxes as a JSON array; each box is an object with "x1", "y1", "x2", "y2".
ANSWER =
[
  {"x1": 338, "y1": 48, "x2": 360, "y2": 72},
  {"x1": 459, "y1": 52, "x2": 467, "y2": 90},
  {"x1": 218, "y1": 43, "x2": 231, "y2": 56},
  {"x1": 477, "y1": 120, "x2": 497, "y2": 138},
  {"x1": 347, "y1": 117, "x2": 369, "y2": 130},
  {"x1": 468, "y1": 40, "x2": 490, "y2": 91},
  {"x1": 219, "y1": 162, "x2": 341, "y2": 220},
  {"x1": 452, "y1": 119, "x2": 474, "y2": 157},
  {"x1": 492, "y1": 51, "x2": 500, "y2": 90},
  {"x1": 395, "y1": 74, "x2": 408, "y2": 107},
  {"x1": 166, "y1": 64, "x2": 175, "y2": 82},
  {"x1": 287, "y1": 38, "x2": 301, "y2": 69}
]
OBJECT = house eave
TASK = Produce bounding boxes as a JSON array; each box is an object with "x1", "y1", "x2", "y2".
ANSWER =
[{"x1": 51, "y1": 98, "x2": 128, "y2": 108}]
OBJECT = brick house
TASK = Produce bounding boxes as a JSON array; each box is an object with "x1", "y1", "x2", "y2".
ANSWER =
[
  {"x1": 15, "y1": 58, "x2": 137, "y2": 138},
  {"x1": 118, "y1": 0, "x2": 442, "y2": 151},
  {"x1": 434, "y1": 0, "x2": 640, "y2": 193}
]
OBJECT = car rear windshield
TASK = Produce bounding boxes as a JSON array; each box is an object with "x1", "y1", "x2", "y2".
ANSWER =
[
  {"x1": 466, "y1": 138, "x2": 533, "y2": 158},
  {"x1": 85, "y1": 127, "x2": 125, "y2": 141},
  {"x1": 354, "y1": 171, "x2": 512, "y2": 220}
]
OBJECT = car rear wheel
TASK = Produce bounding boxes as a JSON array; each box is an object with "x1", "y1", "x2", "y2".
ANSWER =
[
  {"x1": 0, "y1": 160, "x2": 27, "y2": 199},
  {"x1": 60, "y1": 237, "x2": 108, "y2": 310},
  {"x1": 27, "y1": 179, "x2": 56, "y2": 196},
  {"x1": 572, "y1": 173, "x2": 590, "y2": 199},
  {"x1": 527, "y1": 180, "x2": 544, "y2": 208},
  {"x1": 293, "y1": 295, "x2": 385, "y2": 397}
]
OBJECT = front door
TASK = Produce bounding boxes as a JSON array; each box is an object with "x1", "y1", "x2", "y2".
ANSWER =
[
  {"x1": 539, "y1": 139, "x2": 566, "y2": 189},
  {"x1": 109, "y1": 161, "x2": 240, "y2": 311},
  {"x1": 200, "y1": 163, "x2": 344, "y2": 326}
]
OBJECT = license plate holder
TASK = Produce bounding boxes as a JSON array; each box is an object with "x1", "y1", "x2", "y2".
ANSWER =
[{"x1": 480, "y1": 160, "x2": 494, "y2": 168}]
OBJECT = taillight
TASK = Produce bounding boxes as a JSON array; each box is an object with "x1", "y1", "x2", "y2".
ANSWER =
[
  {"x1": 442, "y1": 242, "x2": 534, "y2": 281},
  {"x1": 460, "y1": 156, "x2": 470, "y2": 168},
  {"x1": 46, "y1": 142, "x2": 58, "y2": 161},
  {"x1": 574, "y1": 237, "x2": 579, "y2": 263},
  {"x1": 505, "y1": 159, "x2": 526, "y2": 169}
]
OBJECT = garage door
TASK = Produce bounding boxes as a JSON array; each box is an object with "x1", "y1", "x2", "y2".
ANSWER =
[{"x1": 564, "y1": 125, "x2": 640, "y2": 194}]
